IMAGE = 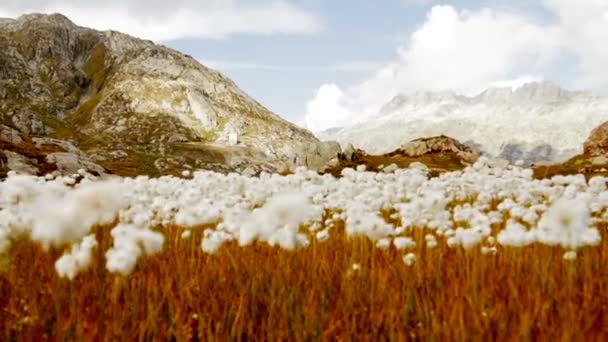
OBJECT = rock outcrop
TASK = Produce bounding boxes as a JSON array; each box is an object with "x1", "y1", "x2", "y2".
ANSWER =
[
  {"x1": 584, "y1": 121, "x2": 608, "y2": 156},
  {"x1": 0, "y1": 13, "x2": 337, "y2": 177},
  {"x1": 0, "y1": 124, "x2": 106, "y2": 177},
  {"x1": 321, "y1": 135, "x2": 476, "y2": 177},
  {"x1": 393, "y1": 135, "x2": 479, "y2": 164}
]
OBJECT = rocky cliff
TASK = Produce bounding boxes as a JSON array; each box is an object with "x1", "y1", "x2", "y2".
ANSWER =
[{"x1": 0, "y1": 13, "x2": 338, "y2": 177}]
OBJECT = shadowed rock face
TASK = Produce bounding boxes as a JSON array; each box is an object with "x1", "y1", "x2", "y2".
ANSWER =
[
  {"x1": 584, "y1": 121, "x2": 608, "y2": 156},
  {"x1": 0, "y1": 13, "x2": 338, "y2": 177},
  {"x1": 498, "y1": 143, "x2": 554, "y2": 166}
]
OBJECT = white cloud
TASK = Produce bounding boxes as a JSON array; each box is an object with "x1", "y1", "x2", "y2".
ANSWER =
[
  {"x1": 304, "y1": 84, "x2": 353, "y2": 132},
  {"x1": 0, "y1": 0, "x2": 321, "y2": 41},
  {"x1": 304, "y1": 1, "x2": 608, "y2": 132}
]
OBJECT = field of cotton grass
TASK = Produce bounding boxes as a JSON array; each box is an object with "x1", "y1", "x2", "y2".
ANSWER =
[{"x1": 1, "y1": 157, "x2": 608, "y2": 340}]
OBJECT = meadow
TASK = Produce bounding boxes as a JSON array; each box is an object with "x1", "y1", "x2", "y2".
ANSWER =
[{"x1": 1, "y1": 159, "x2": 607, "y2": 340}]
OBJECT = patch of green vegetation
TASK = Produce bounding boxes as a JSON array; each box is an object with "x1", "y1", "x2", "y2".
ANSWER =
[
  {"x1": 83, "y1": 42, "x2": 110, "y2": 92},
  {"x1": 69, "y1": 91, "x2": 104, "y2": 128}
]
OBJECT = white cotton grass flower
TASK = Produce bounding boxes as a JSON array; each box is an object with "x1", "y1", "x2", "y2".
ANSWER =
[
  {"x1": 315, "y1": 229, "x2": 330, "y2": 242},
  {"x1": 393, "y1": 237, "x2": 415, "y2": 250},
  {"x1": 424, "y1": 234, "x2": 438, "y2": 248},
  {"x1": 376, "y1": 238, "x2": 391, "y2": 250},
  {"x1": 201, "y1": 230, "x2": 232, "y2": 254},
  {"x1": 235, "y1": 192, "x2": 322, "y2": 250},
  {"x1": 536, "y1": 198, "x2": 601, "y2": 250},
  {"x1": 21, "y1": 179, "x2": 128, "y2": 250},
  {"x1": 105, "y1": 224, "x2": 164, "y2": 275},
  {"x1": 497, "y1": 220, "x2": 535, "y2": 247},
  {"x1": 351, "y1": 263, "x2": 361, "y2": 271},
  {"x1": 181, "y1": 170, "x2": 191, "y2": 177},
  {"x1": 403, "y1": 253, "x2": 416, "y2": 266},
  {"x1": 181, "y1": 230, "x2": 192, "y2": 239},
  {"x1": 55, "y1": 234, "x2": 98, "y2": 280},
  {"x1": 481, "y1": 246, "x2": 497, "y2": 256},
  {"x1": 563, "y1": 250, "x2": 577, "y2": 261}
]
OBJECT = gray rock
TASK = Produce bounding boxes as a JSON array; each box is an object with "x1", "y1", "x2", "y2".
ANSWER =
[
  {"x1": 294, "y1": 140, "x2": 341, "y2": 171},
  {"x1": 342, "y1": 143, "x2": 356, "y2": 161},
  {"x1": 4, "y1": 150, "x2": 39, "y2": 175},
  {"x1": 45, "y1": 152, "x2": 105, "y2": 175},
  {"x1": 0, "y1": 125, "x2": 23, "y2": 144},
  {"x1": 487, "y1": 158, "x2": 510, "y2": 169},
  {"x1": 400, "y1": 141, "x2": 428, "y2": 157},
  {"x1": 399, "y1": 135, "x2": 479, "y2": 164}
]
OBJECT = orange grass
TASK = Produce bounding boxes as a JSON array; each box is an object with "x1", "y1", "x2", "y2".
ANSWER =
[{"x1": 1, "y1": 223, "x2": 608, "y2": 340}]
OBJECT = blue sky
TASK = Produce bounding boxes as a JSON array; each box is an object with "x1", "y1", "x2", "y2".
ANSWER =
[
  {"x1": 167, "y1": 0, "x2": 430, "y2": 124},
  {"x1": 2, "y1": 1, "x2": 608, "y2": 130}
]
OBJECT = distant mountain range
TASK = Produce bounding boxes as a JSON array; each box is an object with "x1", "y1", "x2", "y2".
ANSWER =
[
  {"x1": 322, "y1": 81, "x2": 608, "y2": 164},
  {"x1": 0, "y1": 13, "x2": 338, "y2": 177}
]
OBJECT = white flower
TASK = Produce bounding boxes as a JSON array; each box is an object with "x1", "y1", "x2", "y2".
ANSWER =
[
  {"x1": 481, "y1": 246, "x2": 497, "y2": 255},
  {"x1": 536, "y1": 198, "x2": 601, "y2": 250},
  {"x1": 402, "y1": 253, "x2": 416, "y2": 266},
  {"x1": 393, "y1": 237, "x2": 416, "y2": 250},
  {"x1": 563, "y1": 250, "x2": 577, "y2": 261},
  {"x1": 376, "y1": 238, "x2": 391, "y2": 250}
]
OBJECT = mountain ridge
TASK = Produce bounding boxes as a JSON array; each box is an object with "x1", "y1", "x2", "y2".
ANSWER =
[
  {"x1": 0, "y1": 13, "x2": 339, "y2": 177},
  {"x1": 327, "y1": 81, "x2": 608, "y2": 165}
]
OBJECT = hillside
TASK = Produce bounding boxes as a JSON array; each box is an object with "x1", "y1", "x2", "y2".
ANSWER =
[{"x1": 0, "y1": 14, "x2": 338, "y2": 177}]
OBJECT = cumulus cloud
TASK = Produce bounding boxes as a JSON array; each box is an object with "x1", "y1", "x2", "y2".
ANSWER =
[
  {"x1": 304, "y1": 1, "x2": 608, "y2": 132},
  {"x1": 305, "y1": 84, "x2": 353, "y2": 132},
  {"x1": 0, "y1": 0, "x2": 321, "y2": 41}
]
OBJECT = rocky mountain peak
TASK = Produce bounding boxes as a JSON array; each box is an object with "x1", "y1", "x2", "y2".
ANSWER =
[
  {"x1": 16, "y1": 13, "x2": 77, "y2": 28},
  {"x1": 379, "y1": 90, "x2": 464, "y2": 115},
  {"x1": 511, "y1": 80, "x2": 574, "y2": 102}
]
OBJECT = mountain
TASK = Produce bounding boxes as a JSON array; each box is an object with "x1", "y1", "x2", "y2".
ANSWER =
[
  {"x1": 328, "y1": 81, "x2": 608, "y2": 165},
  {"x1": 314, "y1": 126, "x2": 344, "y2": 140},
  {"x1": 0, "y1": 13, "x2": 338, "y2": 177}
]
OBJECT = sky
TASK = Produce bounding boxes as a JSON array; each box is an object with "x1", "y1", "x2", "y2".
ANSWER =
[{"x1": 1, "y1": 0, "x2": 608, "y2": 132}]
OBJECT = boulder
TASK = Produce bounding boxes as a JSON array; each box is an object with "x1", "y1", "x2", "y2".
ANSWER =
[
  {"x1": 584, "y1": 121, "x2": 608, "y2": 156},
  {"x1": 294, "y1": 141, "x2": 341, "y2": 171},
  {"x1": 341, "y1": 143, "x2": 356, "y2": 161},
  {"x1": 4, "y1": 150, "x2": 39, "y2": 174},
  {"x1": 398, "y1": 135, "x2": 479, "y2": 163},
  {"x1": 45, "y1": 152, "x2": 106, "y2": 175}
]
